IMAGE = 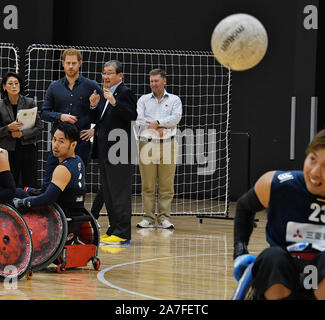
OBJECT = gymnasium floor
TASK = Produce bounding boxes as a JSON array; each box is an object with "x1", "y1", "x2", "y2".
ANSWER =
[{"x1": 0, "y1": 202, "x2": 268, "y2": 301}]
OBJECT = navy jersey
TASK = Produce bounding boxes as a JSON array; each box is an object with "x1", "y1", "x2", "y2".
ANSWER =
[
  {"x1": 266, "y1": 170, "x2": 325, "y2": 250},
  {"x1": 58, "y1": 155, "x2": 85, "y2": 207}
]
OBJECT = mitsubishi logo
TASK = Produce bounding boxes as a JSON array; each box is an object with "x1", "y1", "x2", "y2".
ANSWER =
[{"x1": 293, "y1": 229, "x2": 303, "y2": 238}]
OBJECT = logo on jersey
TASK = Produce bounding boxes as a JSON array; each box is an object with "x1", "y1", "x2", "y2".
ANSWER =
[
  {"x1": 286, "y1": 221, "x2": 325, "y2": 250},
  {"x1": 76, "y1": 195, "x2": 84, "y2": 202},
  {"x1": 278, "y1": 172, "x2": 294, "y2": 183},
  {"x1": 78, "y1": 162, "x2": 82, "y2": 171},
  {"x1": 293, "y1": 229, "x2": 303, "y2": 238}
]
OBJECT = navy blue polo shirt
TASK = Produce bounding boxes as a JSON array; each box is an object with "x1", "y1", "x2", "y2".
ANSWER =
[{"x1": 42, "y1": 75, "x2": 102, "y2": 130}]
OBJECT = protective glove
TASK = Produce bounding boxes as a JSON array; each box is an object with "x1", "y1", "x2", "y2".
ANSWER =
[
  {"x1": 24, "y1": 187, "x2": 43, "y2": 196},
  {"x1": 233, "y1": 241, "x2": 249, "y2": 260},
  {"x1": 233, "y1": 254, "x2": 256, "y2": 281},
  {"x1": 12, "y1": 197, "x2": 27, "y2": 209}
]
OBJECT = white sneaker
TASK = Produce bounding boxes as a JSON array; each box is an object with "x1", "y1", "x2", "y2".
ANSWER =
[
  {"x1": 136, "y1": 229, "x2": 153, "y2": 237},
  {"x1": 136, "y1": 219, "x2": 155, "y2": 228},
  {"x1": 158, "y1": 229, "x2": 174, "y2": 238},
  {"x1": 157, "y1": 219, "x2": 174, "y2": 229}
]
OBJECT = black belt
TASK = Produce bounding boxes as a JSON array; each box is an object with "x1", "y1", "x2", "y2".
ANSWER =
[{"x1": 140, "y1": 136, "x2": 174, "y2": 143}]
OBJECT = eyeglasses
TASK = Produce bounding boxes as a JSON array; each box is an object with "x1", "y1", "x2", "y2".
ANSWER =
[
  {"x1": 102, "y1": 72, "x2": 116, "y2": 76},
  {"x1": 6, "y1": 82, "x2": 20, "y2": 87}
]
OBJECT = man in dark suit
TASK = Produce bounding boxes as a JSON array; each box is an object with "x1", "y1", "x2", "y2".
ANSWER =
[{"x1": 89, "y1": 60, "x2": 137, "y2": 245}]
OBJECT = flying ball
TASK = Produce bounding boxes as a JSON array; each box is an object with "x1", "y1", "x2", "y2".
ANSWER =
[{"x1": 211, "y1": 13, "x2": 268, "y2": 71}]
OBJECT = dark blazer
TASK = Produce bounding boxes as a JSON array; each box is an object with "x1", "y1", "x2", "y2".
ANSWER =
[
  {"x1": 0, "y1": 95, "x2": 42, "y2": 151},
  {"x1": 90, "y1": 82, "x2": 137, "y2": 163}
]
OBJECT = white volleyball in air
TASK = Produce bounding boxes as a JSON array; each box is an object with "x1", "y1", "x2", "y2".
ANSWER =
[{"x1": 211, "y1": 13, "x2": 268, "y2": 71}]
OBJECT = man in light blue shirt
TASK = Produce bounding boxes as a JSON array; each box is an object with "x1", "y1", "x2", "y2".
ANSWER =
[{"x1": 136, "y1": 69, "x2": 182, "y2": 229}]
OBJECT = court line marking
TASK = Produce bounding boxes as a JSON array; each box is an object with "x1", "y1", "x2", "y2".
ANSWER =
[{"x1": 97, "y1": 253, "x2": 218, "y2": 300}]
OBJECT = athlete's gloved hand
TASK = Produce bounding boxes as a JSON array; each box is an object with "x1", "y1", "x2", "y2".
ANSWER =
[
  {"x1": 234, "y1": 254, "x2": 256, "y2": 281},
  {"x1": 12, "y1": 197, "x2": 28, "y2": 209},
  {"x1": 233, "y1": 241, "x2": 256, "y2": 281}
]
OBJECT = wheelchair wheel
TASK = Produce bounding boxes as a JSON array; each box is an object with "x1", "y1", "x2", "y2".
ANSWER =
[
  {"x1": 0, "y1": 204, "x2": 33, "y2": 280},
  {"x1": 232, "y1": 263, "x2": 254, "y2": 300},
  {"x1": 17, "y1": 203, "x2": 68, "y2": 271}
]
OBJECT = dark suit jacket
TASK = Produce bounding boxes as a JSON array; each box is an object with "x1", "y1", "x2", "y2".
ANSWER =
[
  {"x1": 0, "y1": 95, "x2": 42, "y2": 151},
  {"x1": 90, "y1": 82, "x2": 137, "y2": 164}
]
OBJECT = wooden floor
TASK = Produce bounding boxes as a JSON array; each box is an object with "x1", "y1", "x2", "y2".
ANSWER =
[{"x1": 0, "y1": 203, "x2": 268, "y2": 300}]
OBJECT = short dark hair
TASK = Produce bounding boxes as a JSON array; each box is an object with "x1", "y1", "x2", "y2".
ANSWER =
[
  {"x1": 149, "y1": 69, "x2": 166, "y2": 78},
  {"x1": 306, "y1": 129, "x2": 325, "y2": 154},
  {"x1": 1, "y1": 72, "x2": 24, "y2": 98},
  {"x1": 55, "y1": 122, "x2": 80, "y2": 143},
  {"x1": 104, "y1": 60, "x2": 123, "y2": 74}
]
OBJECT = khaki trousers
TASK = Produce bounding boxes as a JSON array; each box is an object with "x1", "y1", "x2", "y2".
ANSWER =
[{"x1": 138, "y1": 139, "x2": 177, "y2": 223}]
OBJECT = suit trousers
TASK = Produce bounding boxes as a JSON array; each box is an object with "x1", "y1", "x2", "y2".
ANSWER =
[
  {"x1": 8, "y1": 142, "x2": 38, "y2": 188},
  {"x1": 91, "y1": 185, "x2": 104, "y2": 219},
  {"x1": 138, "y1": 139, "x2": 177, "y2": 223},
  {"x1": 99, "y1": 159, "x2": 132, "y2": 240}
]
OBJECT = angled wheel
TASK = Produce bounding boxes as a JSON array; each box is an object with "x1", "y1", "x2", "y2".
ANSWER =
[
  {"x1": 232, "y1": 263, "x2": 254, "y2": 300},
  {"x1": 25, "y1": 270, "x2": 33, "y2": 280},
  {"x1": 92, "y1": 257, "x2": 101, "y2": 271},
  {"x1": 57, "y1": 263, "x2": 66, "y2": 273}
]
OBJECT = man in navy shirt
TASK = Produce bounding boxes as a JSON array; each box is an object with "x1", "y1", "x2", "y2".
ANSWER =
[
  {"x1": 13, "y1": 122, "x2": 85, "y2": 212},
  {"x1": 41, "y1": 48, "x2": 102, "y2": 189}
]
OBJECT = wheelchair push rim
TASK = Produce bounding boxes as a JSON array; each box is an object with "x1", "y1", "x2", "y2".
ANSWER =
[
  {"x1": 17, "y1": 203, "x2": 67, "y2": 271},
  {"x1": 0, "y1": 204, "x2": 33, "y2": 280}
]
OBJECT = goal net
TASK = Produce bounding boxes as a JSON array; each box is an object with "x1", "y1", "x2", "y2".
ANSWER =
[
  {"x1": 0, "y1": 42, "x2": 19, "y2": 82},
  {"x1": 25, "y1": 44, "x2": 231, "y2": 216}
]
